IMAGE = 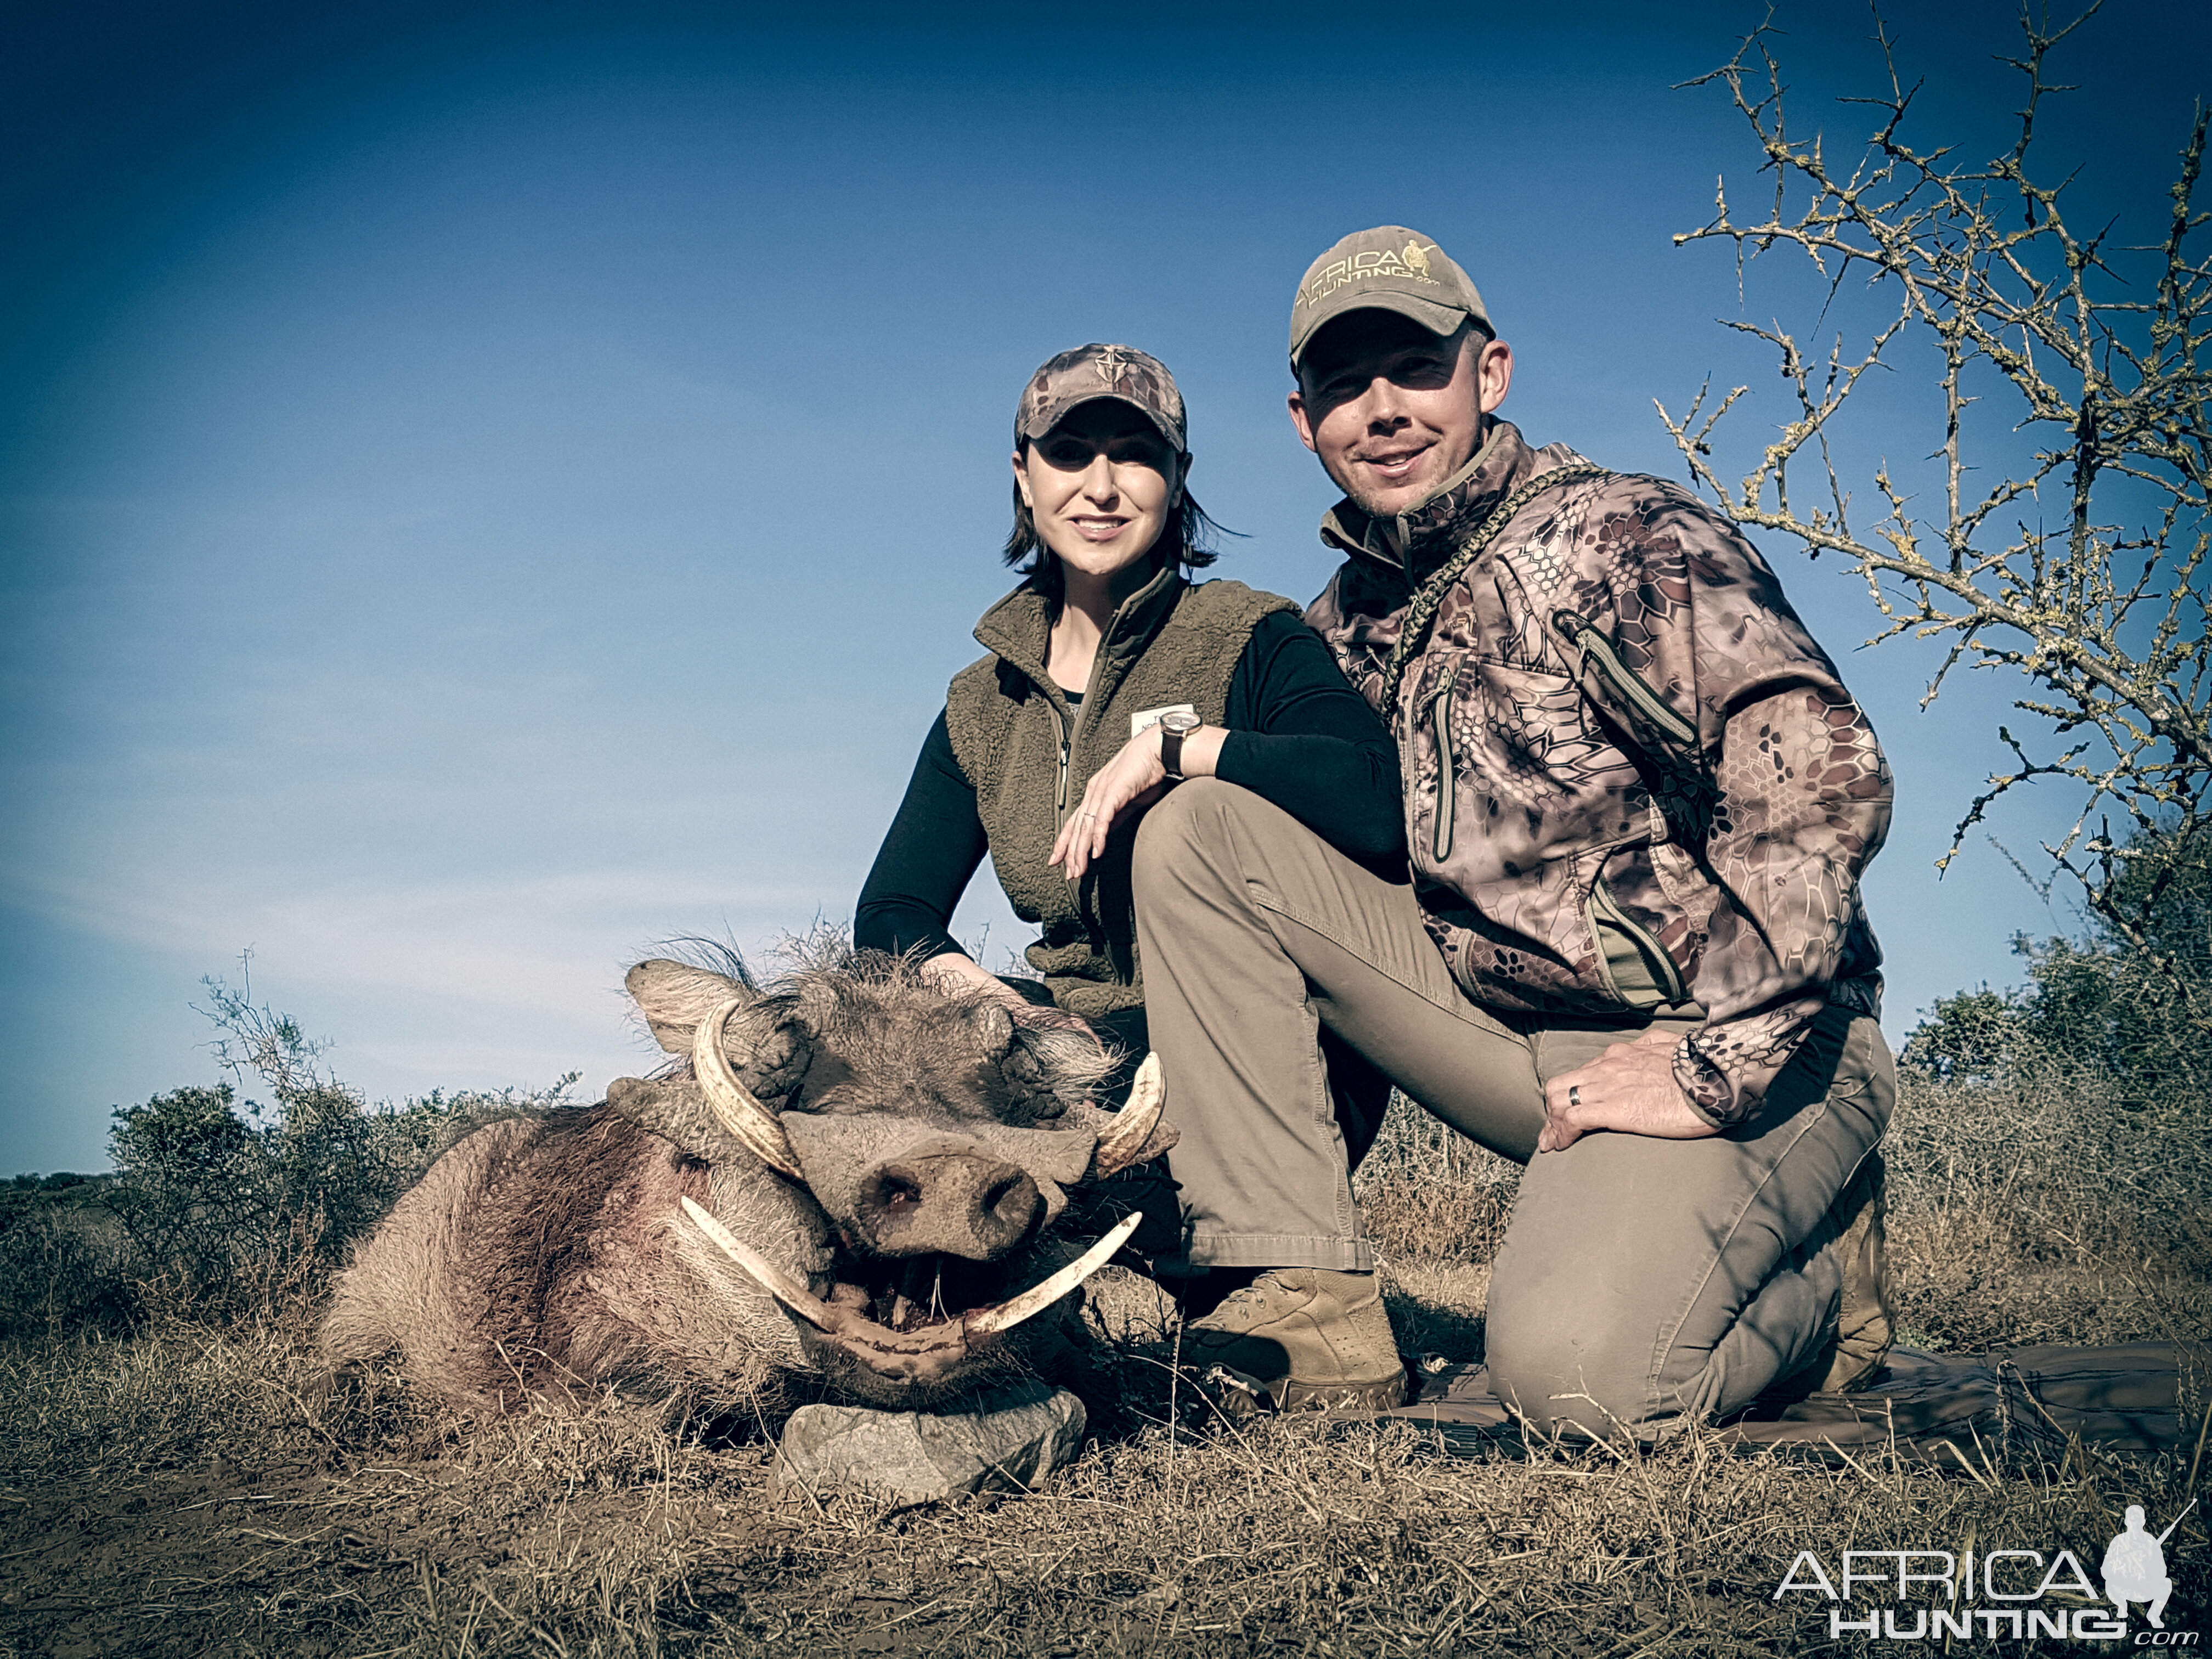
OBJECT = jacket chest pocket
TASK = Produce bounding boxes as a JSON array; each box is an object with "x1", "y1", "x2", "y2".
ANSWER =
[
  {"x1": 1406, "y1": 656, "x2": 1624, "y2": 878},
  {"x1": 1425, "y1": 667, "x2": 1460, "y2": 863},
  {"x1": 1402, "y1": 659, "x2": 1465, "y2": 866}
]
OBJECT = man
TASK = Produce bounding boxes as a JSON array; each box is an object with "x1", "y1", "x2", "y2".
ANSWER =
[
  {"x1": 2102, "y1": 1506, "x2": 2175, "y2": 1628},
  {"x1": 1131, "y1": 226, "x2": 1895, "y2": 1435}
]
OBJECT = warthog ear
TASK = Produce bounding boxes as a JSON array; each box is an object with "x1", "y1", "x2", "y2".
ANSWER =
[
  {"x1": 628, "y1": 959, "x2": 759, "y2": 1054},
  {"x1": 1000, "y1": 1021, "x2": 1118, "y2": 1120},
  {"x1": 606, "y1": 1076, "x2": 731, "y2": 1162}
]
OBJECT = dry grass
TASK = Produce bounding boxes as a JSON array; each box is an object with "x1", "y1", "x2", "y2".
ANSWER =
[
  {"x1": 1353, "y1": 1105, "x2": 1516, "y2": 1272},
  {"x1": 1877, "y1": 1071, "x2": 2212, "y2": 1355},
  {"x1": 3, "y1": 1071, "x2": 2208, "y2": 1656}
]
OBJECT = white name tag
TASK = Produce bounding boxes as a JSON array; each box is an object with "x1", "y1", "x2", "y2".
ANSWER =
[{"x1": 1129, "y1": 703, "x2": 1199, "y2": 738}]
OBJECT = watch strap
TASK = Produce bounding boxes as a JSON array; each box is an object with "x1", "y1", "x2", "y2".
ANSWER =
[{"x1": 1160, "y1": 713, "x2": 1199, "y2": 780}]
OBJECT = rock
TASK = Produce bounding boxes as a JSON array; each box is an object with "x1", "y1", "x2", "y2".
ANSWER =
[{"x1": 771, "y1": 1383, "x2": 1086, "y2": 1505}]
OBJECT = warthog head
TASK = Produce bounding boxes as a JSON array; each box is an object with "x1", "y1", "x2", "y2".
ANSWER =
[{"x1": 605, "y1": 955, "x2": 1176, "y2": 1406}]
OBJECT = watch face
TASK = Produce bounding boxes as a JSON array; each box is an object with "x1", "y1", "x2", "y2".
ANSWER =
[{"x1": 1161, "y1": 711, "x2": 1201, "y2": 735}]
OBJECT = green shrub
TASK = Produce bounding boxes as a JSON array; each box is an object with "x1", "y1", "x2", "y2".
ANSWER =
[
  {"x1": 0, "y1": 1181, "x2": 132, "y2": 1333},
  {"x1": 2, "y1": 971, "x2": 580, "y2": 1334},
  {"x1": 9, "y1": 1171, "x2": 95, "y2": 1192},
  {"x1": 1905, "y1": 827, "x2": 2211, "y2": 1109}
]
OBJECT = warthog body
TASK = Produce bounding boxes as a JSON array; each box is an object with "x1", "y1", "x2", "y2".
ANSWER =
[{"x1": 321, "y1": 955, "x2": 1175, "y2": 1412}]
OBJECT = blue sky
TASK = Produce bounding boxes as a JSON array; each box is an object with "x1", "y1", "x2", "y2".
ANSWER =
[{"x1": 4, "y1": 0, "x2": 2204, "y2": 1171}]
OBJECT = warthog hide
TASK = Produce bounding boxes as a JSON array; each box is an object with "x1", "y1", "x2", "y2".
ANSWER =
[{"x1": 319, "y1": 955, "x2": 1176, "y2": 1413}]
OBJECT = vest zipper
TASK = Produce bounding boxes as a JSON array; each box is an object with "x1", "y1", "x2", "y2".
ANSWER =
[
  {"x1": 1056, "y1": 629, "x2": 1109, "y2": 821},
  {"x1": 1051, "y1": 699, "x2": 1071, "y2": 814},
  {"x1": 1550, "y1": 610, "x2": 1698, "y2": 751},
  {"x1": 1587, "y1": 876, "x2": 1689, "y2": 1006}
]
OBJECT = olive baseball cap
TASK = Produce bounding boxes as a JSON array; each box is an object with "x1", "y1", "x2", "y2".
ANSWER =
[
  {"x1": 1015, "y1": 343, "x2": 1188, "y2": 454},
  {"x1": 1287, "y1": 226, "x2": 1491, "y2": 370}
]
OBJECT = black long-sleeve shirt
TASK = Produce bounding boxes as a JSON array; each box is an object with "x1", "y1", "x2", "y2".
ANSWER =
[{"x1": 856, "y1": 609, "x2": 1403, "y2": 964}]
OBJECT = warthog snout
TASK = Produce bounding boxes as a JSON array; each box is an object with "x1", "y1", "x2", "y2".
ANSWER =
[{"x1": 857, "y1": 1142, "x2": 1042, "y2": 1257}]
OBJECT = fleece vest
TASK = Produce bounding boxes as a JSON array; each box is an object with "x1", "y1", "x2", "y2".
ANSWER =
[{"x1": 946, "y1": 568, "x2": 1296, "y2": 1018}]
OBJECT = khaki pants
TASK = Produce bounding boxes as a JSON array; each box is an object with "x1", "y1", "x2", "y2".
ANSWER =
[{"x1": 1131, "y1": 780, "x2": 1895, "y2": 1435}]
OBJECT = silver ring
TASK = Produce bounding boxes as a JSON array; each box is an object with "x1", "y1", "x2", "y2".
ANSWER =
[{"x1": 1568, "y1": 1085, "x2": 1582, "y2": 1109}]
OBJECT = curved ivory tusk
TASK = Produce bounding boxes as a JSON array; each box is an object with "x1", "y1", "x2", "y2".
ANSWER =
[
  {"x1": 680, "y1": 1197, "x2": 834, "y2": 1331},
  {"x1": 692, "y1": 998, "x2": 805, "y2": 1181},
  {"x1": 966, "y1": 1212, "x2": 1140, "y2": 1336},
  {"x1": 1092, "y1": 1052, "x2": 1166, "y2": 1177}
]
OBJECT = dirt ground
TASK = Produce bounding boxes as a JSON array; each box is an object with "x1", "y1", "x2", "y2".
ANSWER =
[
  {"x1": 3, "y1": 1260, "x2": 2207, "y2": 1659},
  {"x1": 5, "y1": 1452, "x2": 753, "y2": 1658}
]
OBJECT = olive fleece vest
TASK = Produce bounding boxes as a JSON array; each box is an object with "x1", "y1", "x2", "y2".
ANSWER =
[{"x1": 946, "y1": 568, "x2": 1296, "y2": 1018}]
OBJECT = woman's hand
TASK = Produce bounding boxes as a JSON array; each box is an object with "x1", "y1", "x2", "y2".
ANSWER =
[
  {"x1": 920, "y1": 952, "x2": 1032, "y2": 1005},
  {"x1": 1050, "y1": 723, "x2": 1226, "y2": 882},
  {"x1": 1537, "y1": 1029, "x2": 1722, "y2": 1153}
]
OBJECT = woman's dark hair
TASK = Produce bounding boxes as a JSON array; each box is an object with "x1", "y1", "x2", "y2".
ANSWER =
[{"x1": 1001, "y1": 443, "x2": 1234, "y2": 608}]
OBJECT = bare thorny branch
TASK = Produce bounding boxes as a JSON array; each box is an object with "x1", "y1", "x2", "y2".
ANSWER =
[{"x1": 1658, "y1": 1, "x2": 2211, "y2": 963}]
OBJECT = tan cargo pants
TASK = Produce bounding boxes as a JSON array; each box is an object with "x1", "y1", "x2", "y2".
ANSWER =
[{"x1": 1130, "y1": 780, "x2": 1895, "y2": 1436}]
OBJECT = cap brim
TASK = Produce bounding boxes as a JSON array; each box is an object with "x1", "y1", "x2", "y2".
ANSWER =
[
  {"x1": 1290, "y1": 291, "x2": 1472, "y2": 369},
  {"x1": 1019, "y1": 392, "x2": 1186, "y2": 452}
]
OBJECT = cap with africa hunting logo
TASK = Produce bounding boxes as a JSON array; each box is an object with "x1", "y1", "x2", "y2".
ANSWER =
[
  {"x1": 1015, "y1": 343, "x2": 1188, "y2": 456},
  {"x1": 1288, "y1": 226, "x2": 1491, "y2": 371}
]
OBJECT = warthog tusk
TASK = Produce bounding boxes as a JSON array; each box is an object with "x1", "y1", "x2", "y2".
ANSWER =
[
  {"x1": 681, "y1": 1200, "x2": 1135, "y2": 1348},
  {"x1": 692, "y1": 998, "x2": 805, "y2": 1181},
  {"x1": 1092, "y1": 1052, "x2": 1166, "y2": 1178},
  {"x1": 680, "y1": 1197, "x2": 835, "y2": 1331},
  {"x1": 966, "y1": 1212, "x2": 1140, "y2": 1335}
]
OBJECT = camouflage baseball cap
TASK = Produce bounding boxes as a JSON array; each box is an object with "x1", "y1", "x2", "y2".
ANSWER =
[
  {"x1": 1015, "y1": 343, "x2": 1188, "y2": 454},
  {"x1": 1288, "y1": 226, "x2": 1491, "y2": 369}
]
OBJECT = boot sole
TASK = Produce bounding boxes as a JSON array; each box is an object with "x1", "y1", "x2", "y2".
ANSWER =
[{"x1": 1202, "y1": 1363, "x2": 1410, "y2": 1417}]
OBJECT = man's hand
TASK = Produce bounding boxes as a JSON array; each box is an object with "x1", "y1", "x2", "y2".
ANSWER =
[
  {"x1": 1049, "y1": 723, "x2": 1226, "y2": 881},
  {"x1": 1537, "y1": 1029, "x2": 1722, "y2": 1153}
]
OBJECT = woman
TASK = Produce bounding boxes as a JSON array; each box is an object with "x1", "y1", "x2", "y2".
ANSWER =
[{"x1": 855, "y1": 342, "x2": 1402, "y2": 1263}]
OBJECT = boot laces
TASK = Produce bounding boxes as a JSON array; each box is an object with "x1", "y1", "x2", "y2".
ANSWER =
[{"x1": 1197, "y1": 1271, "x2": 1308, "y2": 1331}]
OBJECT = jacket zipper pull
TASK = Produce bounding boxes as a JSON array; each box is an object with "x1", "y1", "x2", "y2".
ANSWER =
[
  {"x1": 1051, "y1": 696, "x2": 1071, "y2": 813},
  {"x1": 1553, "y1": 608, "x2": 1594, "y2": 667}
]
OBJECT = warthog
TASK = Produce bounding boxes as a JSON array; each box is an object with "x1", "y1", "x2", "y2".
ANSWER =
[{"x1": 320, "y1": 954, "x2": 1177, "y2": 1411}]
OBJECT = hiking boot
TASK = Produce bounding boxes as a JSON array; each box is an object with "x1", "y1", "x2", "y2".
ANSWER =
[
  {"x1": 1168, "y1": 1266, "x2": 1259, "y2": 1323},
  {"x1": 1806, "y1": 1151, "x2": 1895, "y2": 1394},
  {"x1": 1182, "y1": 1268, "x2": 1409, "y2": 1415}
]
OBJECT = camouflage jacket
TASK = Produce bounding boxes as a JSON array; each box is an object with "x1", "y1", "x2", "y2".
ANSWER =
[{"x1": 1305, "y1": 420, "x2": 1890, "y2": 1126}]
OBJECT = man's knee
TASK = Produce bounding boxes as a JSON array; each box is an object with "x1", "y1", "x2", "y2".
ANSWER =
[
  {"x1": 1484, "y1": 1313, "x2": 1668, "y2": 1440},
  {"x1": 1134, "y1": 777, "x2": 1248, "y2": 881}
]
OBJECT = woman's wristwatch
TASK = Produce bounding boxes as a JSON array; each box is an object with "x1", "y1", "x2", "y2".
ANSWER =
[{"x1": 1158, "y1": 710, "x2": 1203, "y2": 781}]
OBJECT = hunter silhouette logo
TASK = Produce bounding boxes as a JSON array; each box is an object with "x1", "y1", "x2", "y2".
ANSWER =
[
  {"x1": 2106, "y1": 1500, "x2": 2191, "y2": 1630},
  {"x1": 1401, "y1": 240, "x2": 1432, "y2": 279}
]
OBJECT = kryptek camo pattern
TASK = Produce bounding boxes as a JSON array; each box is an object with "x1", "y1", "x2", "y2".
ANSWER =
[{"x1": 1305, "y1": 420, "x2": 1890, "y2": 1126}]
